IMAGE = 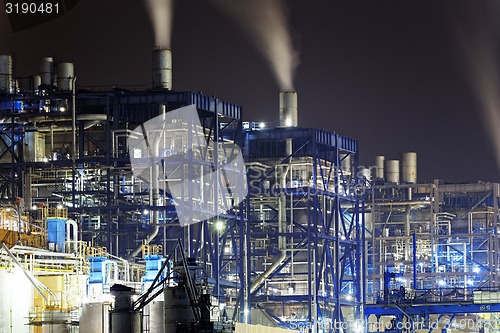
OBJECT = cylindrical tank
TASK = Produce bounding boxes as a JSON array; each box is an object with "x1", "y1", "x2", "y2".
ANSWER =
[
  {"x1": 401, "y1": 152, "x2": 417, "y2": 183},
  {"x1": 375, "y1": 155, "x2": 385, "y2": 179},
  {"x1": 110, "y1": 312, "x2": 141, "y2": 333},
  {"x1": 152, "y1": 48, "x2": 172, "y2": 90},
  {"x1": 41, "y1": 57, "x2": 55, "y2": 86},
  {"x1": 385, "y1": 160, "x2": 400, "y2": 184},
  {"x1": 79, "y1": 303, "x2": 110, "y2": 333},
  {"x1": 144, "y1": 301, "x2": 165, "y2": 333},
  {"x1": 279, "y1": 91, "x2": 298, "y2": 127},
  {"x1": 0, "y1": 55, "x2": 13, "y2": 94},
  {"x1": 164, "y1": 285, "x2": 196, "y2": 332},
  {"x1": 57, "y1": 62, "x2": 74, "y2": 91},
  {"x1": 359, "y1": 167, "x2": 371, "y2": 182},
  {"x1": 42, "y1": 310, "x2": 70, "y2": 333},
  {"x1": 32, "y1": 75, "x2": 42, "y2": 91},
  {"x1": 340, "y1": 153, "x2": 351, "y2": 174}
]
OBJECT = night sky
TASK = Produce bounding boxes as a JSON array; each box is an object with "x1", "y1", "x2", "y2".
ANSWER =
[{"x1": 1, "y1": 0, "x2": 498, "y2": 183}]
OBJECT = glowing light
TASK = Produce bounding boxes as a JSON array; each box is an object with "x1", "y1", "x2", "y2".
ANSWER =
[
  {"x1": 42, "y1": 157, "x2": 49, "y2": 163},
  {"x1": 31, "y1": 205, "x2": 37, "y2": 210},
  {"x1": 467, "y1": 279, "x2": 474, "y2": 286},
  {"x1": 259, "y1": 122, "x2": 265, "y2": 129},
  {"x1": 438, "y1": 279, "x2": 446, "y2": 287},
  {"x1": 56, "y1": 204, "x2": 63, "y2": 210},
  {"x1": 215, "y1": 220, "x2": 225, "y2": 231},
  {"x1": 143, "y1": 209, "x2": 149, "y2": 215},
  {"x1": 59, "y1": 106, "x2": 66, "y2": 112},
  {"x1": 224, "y1": 246, "x2": 231, "y2": 254},
  {"x1": 473, "y1": 267, "x2": 481, "y2": 273}
]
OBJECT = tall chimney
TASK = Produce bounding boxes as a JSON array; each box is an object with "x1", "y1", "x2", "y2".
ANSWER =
[
  {"x1": 152, "y1": 47, "x2": 172, "y2": 90},
  {"x1": 279, "y1": 91, "x2": 298, "y2": 127}
]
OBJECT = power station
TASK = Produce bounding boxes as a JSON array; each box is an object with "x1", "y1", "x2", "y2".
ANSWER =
[{"x1": 0, "y1": 37, "x2": 498, "y2": 333}]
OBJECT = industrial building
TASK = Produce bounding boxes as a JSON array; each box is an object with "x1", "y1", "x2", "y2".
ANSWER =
[{"x1": 0, "y1": 49, "x2": 498, "y2": 333}]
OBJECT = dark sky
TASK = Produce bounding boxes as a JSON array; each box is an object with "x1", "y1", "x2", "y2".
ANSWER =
[{"x1": 1, "y1": 0, "x2": 498, "y2": 183}]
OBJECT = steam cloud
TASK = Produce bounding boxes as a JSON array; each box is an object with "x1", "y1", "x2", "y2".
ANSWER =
[
  {"x1": 144, "y1": 0, "x2": 174, "y2": 49},
  {"x1": 449, "y1": 0, "x2": 500, "y2": 175},
  {"x1": 212, "y1": 0, "x2": 299, "y2": 91}
]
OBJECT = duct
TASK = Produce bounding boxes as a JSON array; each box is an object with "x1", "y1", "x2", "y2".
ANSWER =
[
  {"x1": 65, "y1": 219, "x2": 78, "y2": 253},
  {"x1": 37, "y1": 120, "x2": 101, "y2": 132},
  {"x1": 0, "y1": 244, "x2": 58, "y2": 305},
  {"x1": 250, "y1": 251, "x2": 286, "y2": 294}
]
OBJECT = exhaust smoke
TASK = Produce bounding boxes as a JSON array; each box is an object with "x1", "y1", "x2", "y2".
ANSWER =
[
  {"x1": 449, "y1": 0, "x2": 500, "y2": 175},
  {"x1": 144, "y1": 0, "x2": 174, "y2": 49},
  {"x1": 212, "y1": 0, "x2": 299, "y2": 91}
]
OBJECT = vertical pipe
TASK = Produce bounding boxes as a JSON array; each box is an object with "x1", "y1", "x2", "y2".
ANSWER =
[{"x1": 413, "y1": 233, "x2": 417, "y2": 289}]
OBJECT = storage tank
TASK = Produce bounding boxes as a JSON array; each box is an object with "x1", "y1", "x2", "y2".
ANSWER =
[
  {"x1": 42, "y1": 310, "x2": 71, "y2": 333},
  {"x1": 109, "y1": 284, "x2": 141, "y2": 333},
  {"x1": 385, "y1": 160, "x2": 400, "y2": 184},
  {"x1": 279, "y1": 91, "x2": 298, "y2": 127},
  {"x1": 375, "y1": 155, "x2": 385, "y2": 180},
  {"x1": 359, "y1": 167, "x2": 371, "y2": 182},
  {"x1": 57, "y1": 62, "x2": 74, "y2": 91},
  {"x1": 164, "y1": 285, "x2": 196, "y2": 332},
  {"x1": 79, "y1": 303, "x2": 110, "y2": 333},
  {"x1": 401, "y1": 152, "x2": 417, "y2": 183},
  {"x1": 144, "y1": 301, "x2": 164, "y2": 333},
  {"x1": 152, "y1": 47, "x2": 172, "y2": 90},
  {"x1": 41, "y1": 57, "x2": 56, "y2": 87},
  {"x1": 0, "y1": 55, "x2": 13, "y2": 94},
  {"x1": 32, "y1": 75, "x2": 41, "y2": 92}
]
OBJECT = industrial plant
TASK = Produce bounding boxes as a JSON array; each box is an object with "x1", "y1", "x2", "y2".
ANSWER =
[{"x1": 0, "y1": 2, "x2": 499, "y2": 333}]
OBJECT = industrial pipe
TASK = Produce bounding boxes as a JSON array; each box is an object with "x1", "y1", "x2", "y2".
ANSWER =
[{"x1": 65, "y1": 219, "x2": 78, "y2": 253}]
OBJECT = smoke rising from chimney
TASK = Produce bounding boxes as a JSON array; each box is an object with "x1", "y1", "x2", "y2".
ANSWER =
[
  {"x1": 212, "y1": 0, "x2": 299, "y2": 91},
  {"x1": 449, "y1": 0, "x2": 500, "y2": 175},
  {"x1": 144, "y1": 0, "x2": 174, "y2": 49}
]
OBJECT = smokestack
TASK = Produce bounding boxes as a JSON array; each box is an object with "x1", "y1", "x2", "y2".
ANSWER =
[
  {"x1": 401, "y1": 152, "x2": 417, "y2": 184},
  {"x1": 279, "y1": 91, "x2": 298, "y2": 127},
  {"x1": 0, "y1": 55, "x2": 13, "y2": 94},
  {"x1": 57, "y1": 62, "x2": 75, "y2": 91},
  {"x1": 152, "y1": 47, "x2": 172, "y2": 90}
]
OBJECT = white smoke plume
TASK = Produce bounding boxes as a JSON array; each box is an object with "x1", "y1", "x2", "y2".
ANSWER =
[
  {"x1": 212, "y1": 0, "x2": 299, "y2": 91},
  {"x1": 449, "y1": 0, "x2": 500, "y2": 175},
  {"x1": 144, "y1": 0, "x2": 174, "y2": 49}
]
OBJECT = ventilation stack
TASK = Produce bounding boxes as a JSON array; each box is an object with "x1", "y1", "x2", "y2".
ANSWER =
[
  {"x1": 385, "y1": 160, "x2": 400, "y2": 184},
  {"x1": 57, "y1": 62, "x2": 75, "y2": 91},
  {"x1": 375, "y1": 155, "x2": 385, "y2": 180},
  {"x1": 401, "y1": 152, "x2": 417, "y2": 184},
  {"x1": 152, "y1": 47, "x2": 172, "y2": 90},
  {"x1": 40, "y1": 57, "x2": 56, "y2": 88}
]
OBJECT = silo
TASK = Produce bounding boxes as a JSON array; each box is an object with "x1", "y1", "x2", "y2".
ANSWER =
[
  {"x1": 385, "y1": 160, "x2": 400, "y2": 184},
  {"x1": 401, "y1": 152, "x2": 417, "y2": 183},
  {"x1": 164, "y1": 285, "x2": 196, "y2": 332},
  {"x1": 79, "y1": 302, "x2": 110, "y2": 333},
  {"x1": 375, "y1": 155, "x2": 385, "y2": 180},
  {"x1": 40, "y1": 57, "x2": 56, "y2": 87},
  {"x1": 57, "y1": 62, "x2": 75, "y2": 91}
]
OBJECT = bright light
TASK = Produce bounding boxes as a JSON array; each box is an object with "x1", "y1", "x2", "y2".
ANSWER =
[
  {"x1": 285, "y1": 118, "x2": 292, "y2": 127},
  {"x1": 42, "y1": 157, "x2": 49, "y2": 163},
  {"x1": 345, "y1": 294, "x2": 354, "y2": 301},
  {"x1": 215, "y1": 220, "x2": 224, "y2": 231},
  {"x1": 31, "y1": 205, "x2": 37, "y2": 211},
  {"x1": 473, "y1": 267, "x2": 481, "y2": 273},
  {"x1": 467, "y1": 279, "x2": 474, "y2": 286},
  {"x1": 259, "y1": 122, "x2": 265, "y2": 129},
  {"x1": 224, "y1": 246, "x2": 231, "y2": 254},
  {"x1": 56, "y1": 204, "x2": 63, "y2": 210},
  {"x1": 59, "y1": 106, "x2": 66, "y2": 112},
  {"x1": 438, "y1": 279, "x2": 446, "y2": 287},
  {"x1": 143, "y1": 209, "x2": 149, "y2": 215}
]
